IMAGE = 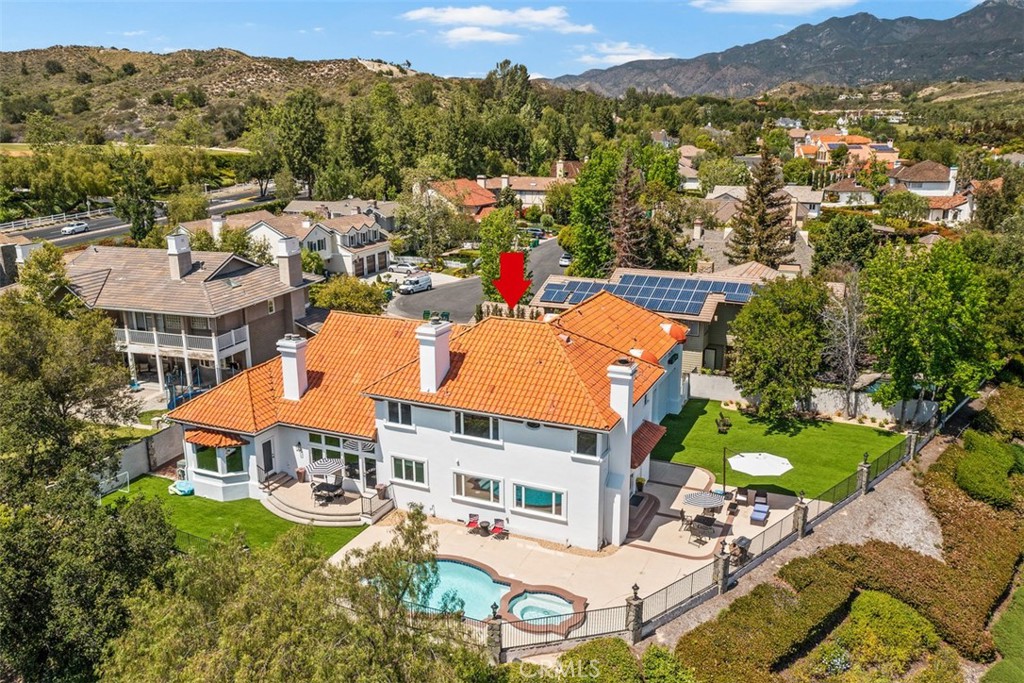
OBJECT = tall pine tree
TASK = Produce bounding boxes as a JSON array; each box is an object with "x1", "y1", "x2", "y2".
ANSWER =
[
  {"x1": 611, "y1": 152, "x2": 652, "y2": 269},
  {"x1": 725, "y1": 146, "x2": 793, "y2": 268}
]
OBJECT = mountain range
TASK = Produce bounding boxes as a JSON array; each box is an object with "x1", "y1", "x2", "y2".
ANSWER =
[{"x1": 548, "y1": 0, "x2": 1024, "y2": 98}]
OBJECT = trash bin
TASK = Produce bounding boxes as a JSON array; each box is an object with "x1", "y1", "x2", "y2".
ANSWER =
[
  {"x1": 296, "y1": 467, "x2": 306, "y2": 483},
  {"x1": 375, "y1": 483, "x2": 387, "y2": 500}
]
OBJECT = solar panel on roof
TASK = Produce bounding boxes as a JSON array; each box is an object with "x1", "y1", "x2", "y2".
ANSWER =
[
  {"x1": 684, "y1": 302, "x2": 702, "y2": 315},
  {"x1": 540, "y1": 290, "x2": 560, "y2": 303},
  {"x1": 669, "y1": 300, "x2": 686, "y2": 313},
  {"x1": 552, "y1": 290, "x2": 570, "y2": 304},
  {"x1": 680, "y1": 279, "x2": 697, "y2": 290},
  {"x1": 738, "y1": 284, "x2": 753, "y2": 295},
  {"x1": 568, "y1": 291, "x2": 586, "y2": 304},
  {"x1": 618, "y1": 274, "x2": 637, "y2": 286},
  {"x1": 724, "y1": 282, "x2": 739, "y2": 293},
  {"x1": 710, "y1": 282, "x2": 727, "y2": 293},
  {"x1": 696, "y1": 280, "x2": 712, "y2": 292},
  {"x1": 653, "y1": 287, "x2": 669, "y2": 299},
  {"x1": 637, "y1": 286, "x2": 653, "y2": 298}
]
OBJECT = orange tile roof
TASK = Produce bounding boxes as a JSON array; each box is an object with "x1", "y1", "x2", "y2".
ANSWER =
[
  {"x1": 184, "y1": 428, "x2": 249, "y2": 448},
  {"x1": 798, "y1": 145, "x2": 818, "y2": 156},
  {"x1": 429, "y1": 179, "x2": 498, "y2": 208},
  {"x1": 631, "y1": 420, "x2": 666, "y2": 468},
  {"x1": 170, "y1": 293, "x2": 680, "y2": 435},
  {"x1": 364, "y1": 315, "x2": 664, "y2": 430},
  {"x1": 928, "y1": 194, "x2": 969, "y2": 210},
  {"x1": 168, "y1": 314, "x2": 425, "y2": 439},
  {"x1": 553, "y1": 290, "x2": 683, "y2": 362}
]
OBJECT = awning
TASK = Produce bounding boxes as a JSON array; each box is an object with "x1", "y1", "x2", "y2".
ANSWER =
[
  {"x1": 184, "y1": 428, "x2": 249, "y2": 448},
  {"x1": 631, "y1": 420, "x2": 667, "y2": 468}
]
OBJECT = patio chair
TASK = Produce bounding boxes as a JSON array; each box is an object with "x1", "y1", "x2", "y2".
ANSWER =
[
  {"x1": 735, "y1": 487, "x2": 750, "y2": 506},
  {"x1": 679, "y1": 510, "x2": 693, "y2": 531},
  {"x1": 466, "y1": 513, "x2": 480, "y2": 532},
  {"x1": 491, "y1": 518, "x2": 508, "y2": 539},
  {"x1": 751, "y1": 503, "x2": 769, "y2": 526},
  {"x1": 754, "y1": 490, "x2": 768, "y2": 507}
]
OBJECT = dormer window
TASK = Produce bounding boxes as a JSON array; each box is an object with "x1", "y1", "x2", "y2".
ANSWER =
[{"x1": 387, "y1": 401, "x2": 412, "y2": 425}]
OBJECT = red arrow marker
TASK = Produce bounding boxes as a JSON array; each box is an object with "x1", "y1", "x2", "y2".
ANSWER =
[{"x1": 492, "y1": 251, "x2": 532, "y2": 310}]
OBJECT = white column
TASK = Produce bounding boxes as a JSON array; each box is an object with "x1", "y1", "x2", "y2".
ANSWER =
[
  {"x1": 153, "y1": 328, "x2": 165, "y2": 397},
  {"x1": 216, "y1": 448, "x2": 227, "y2": 475},
  {"x1": 244, "y1": 345, "x2": 252, "y2": 368},
  {"x1": 127, "y1": 345, "x2": 136, "y2": 381},
  {"x1": 181, "y1": 330, "x2": 192, "y2": 387},
  {"x1": 213, "y1": 337, "x2": 222, "y2": 385}
]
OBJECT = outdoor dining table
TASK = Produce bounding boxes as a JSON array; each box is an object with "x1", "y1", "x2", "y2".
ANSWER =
[{"x1": 693, "y1": 514, "x2": 716, "y2": 528}]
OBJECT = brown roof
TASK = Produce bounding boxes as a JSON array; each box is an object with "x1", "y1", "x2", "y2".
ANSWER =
[
  {"x1": 969, "y1": 178, "x2": 1004, "y2": 194},
  {"x1": 185, "y1": 428, "x2": 249, "y2": 448},
  {"x1": 631, "y1": 420, "x2": 666, "y2": 468},
  {"x1": 928, "y1": 195, "x2": 969, "y2": 210},
  {"x1": 483, "y1": 176, "x2": 569, "y2": 192},
  {"x1": 0, "y1": 233, "x2": 32, "y2": 246},
  {"x1": 891, "y1": 160, "x2": 950, "y2": 184},
  {"x1": 65, "y1": 246, "x2": 318, "y2": 316},
  {"x1": 551, "y1": 160, "x2": 583, "y2": 179},
  {"x1": 178, "y1": 210, "x2": 279, "y2": 235},
  {"x1": 429, "y1": 179, "x2": 498, "y2": 208},
  {"x1": 824, "y1": 178, "x2": 870, "y2": 193}
]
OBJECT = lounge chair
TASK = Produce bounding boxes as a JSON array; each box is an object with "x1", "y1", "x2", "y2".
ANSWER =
[
  {"x1": 751, "y1": 503, "x2": 769, "y2": 526},
  {"x1": 466, "y1": 513, "x2": 480, "y2": 532},
  {"x1": 491, "y1": 518, "x2": 507, "y2": 539},
  {"x1": 735, "y1": 487, "x2": 750, "y2": 506}
]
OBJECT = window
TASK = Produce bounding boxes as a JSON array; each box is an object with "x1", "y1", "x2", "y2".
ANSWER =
[
  {"x1": 454, "y1": 472, "x2": 501, "y2": 504},
  {"x1": 387, "y1": 401, "x2": 412, "y2": 425},
  {"x1": 455, "y1": 412, "x2": 499, "y2": 440},
  {"x1": 163, "y1": 314, "x2": 182, "y2": 332},
  {"x1": 189, "y1": 316, "x2": 209, "y2": 330},
  {"x1": 195, "y1": 446, "x2": 217, "y2": 472},
  {"x1": 513, "y1": 484, "x2": 564, "y2": 517},
  {"x1": 224, "y1": 447, "x2": 244, "y2": 473},
  {"x1": 267, "y1": 299, "x2": 276, "y2": 315},
  {"x1": 576, "y1": 431, "x2": 598, "y2": 456},
  {"x1": 309, "y1": 432, "x2": 342, "y2": 460},
  {"x1": 392, "y1": 456, "x2": 426, "y2": 485}
]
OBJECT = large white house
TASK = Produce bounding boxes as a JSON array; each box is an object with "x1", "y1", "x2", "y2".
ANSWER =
[{"x1": 168, "y1": 292, "x2": 688, "y2": 550}]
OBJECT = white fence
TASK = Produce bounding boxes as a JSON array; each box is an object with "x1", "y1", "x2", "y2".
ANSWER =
[
  {"x1": 687, "y1": 373, "x2": 938, "y2": 426},
  {"x1": 0, "y1": 207, "x2": 115, "y2": 233}
]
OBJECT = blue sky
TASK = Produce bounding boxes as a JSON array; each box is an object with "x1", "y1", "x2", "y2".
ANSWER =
[{"x1": 1, "y1": 1, "x2": 985, "y2": 79}]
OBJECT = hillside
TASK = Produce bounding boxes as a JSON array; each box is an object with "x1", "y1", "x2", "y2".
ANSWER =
[
  {"x1": 549, "y1": 0, "x2": 1024, "y2": 98},
  {"x1": 0, "y1": 46, "x2": 440, "y2": 143}
]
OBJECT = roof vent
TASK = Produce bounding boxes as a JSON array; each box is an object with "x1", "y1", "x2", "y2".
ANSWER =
[
  {"x1": 615, "y1": 356, "x2": 631, "y2": 366},
  {"x1": 227, "y1": 277, "x2": 241, "y2": 288},
  {"x1": 557, "y1": 333, "x2": 572, "y2": 345}
]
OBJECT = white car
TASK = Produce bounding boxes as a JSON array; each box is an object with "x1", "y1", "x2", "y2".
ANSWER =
[
  {"x1": 388, "y1": 262, "x2": 418, "y2": 275},
  {"x1": 558, "y1": 253, "x2": 572, "y2": 267},
  {"x1": 60, "y1": 221, "x2": 89, "y2": 235}
]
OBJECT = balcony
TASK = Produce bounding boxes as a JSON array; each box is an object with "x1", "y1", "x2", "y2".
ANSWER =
[{"x1": 114, "y1": 325, "x2": 249, "y2": 359}]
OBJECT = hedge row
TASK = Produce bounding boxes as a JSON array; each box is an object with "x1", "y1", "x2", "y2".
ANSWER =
[
  {"x1": 502, "y1": 639, "x2": 695, "y2": 683},
  {"x1": 673, "y1": 556, "x2": 857, "y2": 683},
  {"x1": 222, "y1": 199, "x2": 288, "y2": 217},
  {"x1": 817, "y1": 438, "x2": 1024, "y2": 661},
  {"x1": 979, "y1": 384, "x2": 1024, "y2": 441},
  {"x1": 955, "y1": 431, "x2": 1022, "y2": 508}
]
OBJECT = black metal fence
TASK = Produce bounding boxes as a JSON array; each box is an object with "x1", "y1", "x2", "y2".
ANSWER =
[
  {"x1": 500, "y1": 604, "x2": 629, "y2": 651},
  {"x1": 742, "y1": 511, "x2": 795, "y2": 559},
  {"x1": 641, "y1": 561, "x2": 716, "y2": 623},
  {"x1": 869, "y1": 438, "x2": 910, "y2": 481},
  {"x1": 361, "y1": 483, "x2": 395, "y2": 517},
  {"x1": 174, "y1": 529, "x2": 209, "y2": 553}
]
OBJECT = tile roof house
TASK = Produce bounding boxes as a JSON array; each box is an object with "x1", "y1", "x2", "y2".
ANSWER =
[
  {"x1": 926, "y1": 194, "x2": 972, "y2": 225},
  {"x1": 552, "y1": 159, "x2": 583, "y2": 179},
  {"x1": 167, "y1": 292, "x2": 688, "y2": 550},
  {"x1": 479, "y1": 174, "x2": 573, "y2": 210},
  {"x1": 283, "y1": 198, "x2": 401, "y2": 231},
  {"x1": 888, "y1": 161, "x2": 957, "y2": 197},
  {"x1": 424, "y1": 178, "x2": 499, "y2": 220},
  {"x1": 824, "y1": 178, "x2": 874, "y2": 206},
  {"x1": 67, "y1": 236, "x2": 321, "y2": 393},
  {"x1": 706, "y1": 184, "x2": 822, "y2": 224},
  {"x1": 0, "y1": 234, "x2": 39, "y2": 288}
]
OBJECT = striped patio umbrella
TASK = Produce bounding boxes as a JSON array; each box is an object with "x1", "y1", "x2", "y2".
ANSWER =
[
  {"x1": 306, "y1": 458, "x2": 345, "y2": 480},
  {"x1": 683, "y1": 491, "x2": 726, "y2": 510}
]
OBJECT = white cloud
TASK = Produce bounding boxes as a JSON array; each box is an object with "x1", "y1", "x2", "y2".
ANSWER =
[
  {"x1": 122, "y1": 30, "x2": 147, "y2": 37},
  {"x1": 372, "y1": 30, "x2": 397, "y2": 36},
  {"x1": 313, "y1": 26, "x2": 324, "y2": 32},
  {"x1": 690, "y1": 0, "x2": 860, "y2": 14},
  {"x1": 440, "y1": 26, "x2": 521, "y2": 45},
  {"x1": 402, "y1": 5, "x2": 595, "y2": 34},
  {"x1": 577, "y1": 41, "x2": 675, "y2": 66}
]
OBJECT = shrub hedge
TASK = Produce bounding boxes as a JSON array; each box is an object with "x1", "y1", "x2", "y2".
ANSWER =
[
  {"x1": 674, "y1": 556, "x2": 857, "y2": 683},
  {"x1": 222, "y1": 199, "x2": 288, "y2": 216},
  {"x1": 980, "y1": 385, "x2": 1024, "y2": 441},
  {"x1": 955, "y1": 431, "x2": 1020, "y2": 508}
]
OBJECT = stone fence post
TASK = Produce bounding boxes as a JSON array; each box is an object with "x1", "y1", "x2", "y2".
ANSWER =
[
  {"x1": 792, "y1": 492, "x2": 809, "y2": 539},
  {"x1": 857, "y1": 452, "x2": 871, "y2": 496},
  {"x1": 907, "y1": 431, "x2": 919, "y2": 459},
  {"x1": 625, "y1": 583, "x2": 644, "y2": 644},
  {"x1": 713, "y1": 541, "x2": 731, "y2": 595},
  {"x1": 485, "y1": 603, "x2": 502, "y2": 664}
]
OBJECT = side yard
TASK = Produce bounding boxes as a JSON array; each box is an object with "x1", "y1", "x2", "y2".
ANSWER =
[{"x1": 103, "y1": 474, "x2": 364, "y2": 555}]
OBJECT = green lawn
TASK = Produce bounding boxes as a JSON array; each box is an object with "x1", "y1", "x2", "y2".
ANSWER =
[
  {"x1": 137, "y1": 409, "x2": 168, "y2": 426},
  {"x1": 651, "y1": 399, "x2": 906, "y2": 498},
  {"x1": 104, "y1": 474, "x2": 364, "y2": 555},
  {"x1": 983, "y1": 585, "x2": 1024, "y2": 683}
]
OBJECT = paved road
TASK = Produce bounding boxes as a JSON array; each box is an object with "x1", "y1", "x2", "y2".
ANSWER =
[
  {"x1": 16, "y1": 186, "x2": 275, "y2": 247},
  {"x1": 389, "y1": 237, "x2": 566, "y2": 323}
]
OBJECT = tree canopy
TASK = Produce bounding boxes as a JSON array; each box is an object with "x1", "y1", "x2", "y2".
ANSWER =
[
  {"x1": 724, "y1": 147, "x2": 793, "y2": 268},
  {"x1": 310, "y1": 275, "x2": 388, "y2": 314}
]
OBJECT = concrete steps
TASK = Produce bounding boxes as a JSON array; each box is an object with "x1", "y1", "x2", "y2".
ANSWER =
[
  {"x1": 260, "y1": 498, "x2": 364, "y2": 527},
  {"x1": 260, "y1": 474, "x2": 365, "y2": 527}
]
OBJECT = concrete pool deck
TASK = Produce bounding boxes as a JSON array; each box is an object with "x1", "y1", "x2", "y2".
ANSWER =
[{"x1": 333, "y1": 461, "x2": 817, "y2": 609}]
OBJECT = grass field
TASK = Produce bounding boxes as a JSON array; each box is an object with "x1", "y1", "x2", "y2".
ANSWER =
[
  {"x1": 651, "y1": 399, "x2": 906, "y2": 498},
  {"x1": 104, "y1": 474, "x2": 364, "y2": 555},
  {"x1": 983, "y1": 585, "x2": 1024, "y2": 683}
]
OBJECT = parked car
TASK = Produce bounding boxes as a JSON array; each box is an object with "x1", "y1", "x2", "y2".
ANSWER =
[
  {"x1": 388, "y1": 262, "x2": 418, "y2": 275},
  {"x1": 398, "y1": 272, "x2": 433, "y2": 295},
  {"x1": 60, "y1": 221, "x2": 89, "y2": 235},
  {"x1": 526, "y1": 227, "x2": 544, "y2": 239},
  {"x1": 558, "y1": 253, "x2": 573, "y2": 267}
]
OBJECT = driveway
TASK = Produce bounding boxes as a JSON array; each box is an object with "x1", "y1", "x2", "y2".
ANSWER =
[{"x1": 387, "y1": 238, "x2": 565, "y2": 323}]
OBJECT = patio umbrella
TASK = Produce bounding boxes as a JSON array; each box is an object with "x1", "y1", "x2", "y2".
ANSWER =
[
  {"x1": 306, "y1": 457, "x2": 345, "y2": 480},
  {"x1": 683, "y1": 491, "x2": 726, "y2": 509},
  {"x1": 728, "y1": 452, "x2": 793, "y2": 477}
]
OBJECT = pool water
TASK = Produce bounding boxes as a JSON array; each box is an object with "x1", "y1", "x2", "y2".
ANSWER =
[
  {"x1": 509, "y1": 592, "x2": 574, "y2": 620},
  {"x1": 418, "y1": 559, "x2": 509, "y2": 621}
]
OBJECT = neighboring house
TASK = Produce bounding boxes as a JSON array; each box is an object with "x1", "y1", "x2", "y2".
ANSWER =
[
  {"x1": 283, "y1": 198, "x2": 401, "y2": 231},
  {"x1": 996, "y1": 152, "x2": 1024, "y2": 168},
  {"x1": 824, "y1": 178, "x2": 874, "y2": 206},
  {"x1": 787, "y1": 127, "x2": 808, "y2": 143},
  {"x1": 167, "y1": 292, "x2": 688, "y2": 551},
  {"x1": 480, "y1": 175, "x2": 571, "y2": 211},
  {"x1": 888, "y1": 161, "x2": 957, "y2": 197},
  {"x1": 686, "y1": 220, "x2": 814, "y2": 281},
  {"x1": 423, "y1": 179, "x2": 498, "y2": 220},
  {"x1": 794, "y1": 131, "x2": 898, "y2": 168},
  {"x1": 531, "y1": 263, "x2": 788, "y2": 373},
  {"x1": 0, "y1": 235, "x2": 40, "y2": 287},
  {"x1": 706, "y1": 184, "x2": 822, "y2": 225},
  {"x1": 776, "y1": 117, "x2": 802, "y2": 129},
  {"x1": 678, "y1": 145, "x2": 704, "y2": 192},
  {"x1": 651, "y1": 129, "x2": 679, "y2": 148},
  {"x1": 552, "y1": 159, "x2": 583, "y2": 179},
  {"x1": 66, "y1": 236, "x2": 321, "y2": 390},
  {"x1": 926, "y1": 195, "x2": 972, "y2": 225}
]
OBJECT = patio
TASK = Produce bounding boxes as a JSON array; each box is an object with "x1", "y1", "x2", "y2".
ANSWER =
[{"x1": 335, "y1": 461, "x2": 820, "y2": 609}]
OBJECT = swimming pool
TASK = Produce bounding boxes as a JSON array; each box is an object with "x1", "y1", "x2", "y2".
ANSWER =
[{"x1": 418, "y1": 559, "x2": 510, "y2": 621}]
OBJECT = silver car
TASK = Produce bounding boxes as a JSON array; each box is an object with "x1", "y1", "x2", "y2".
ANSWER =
[
  {"x1": 388, "y1": 262, "x2": 418, "y2": 275},
  {"x1": 60, "y1": 221, "x2": 89, "y2": 235}
]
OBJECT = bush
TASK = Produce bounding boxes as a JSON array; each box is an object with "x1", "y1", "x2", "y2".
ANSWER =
[
  {"x1": 44, "y1": 59, "x2": 64, "y2": 75},
  {"x1": 981, "y1": 385, "x2": 1024, "y2": 440},
  {"x1": 833, "y1": 590, "x2": 939, "y2": 677},
  {"x1": 120, "y1": 62, "x2": 138, "y2": 76},
  {"x1": 955, "y1": 431, "x2": 1018, "y2": 508},
  {"x1": 541, "y1": 213, "x2": 555, "y2": 228},
  {"x1": 70, "y1": 95, "x2": 90, "y2": 115},
  {"x1": 74, "y1": 71, "x2": 92, "y2": 84},
  {"x1": 558, "y1": 638, "x2": 641, "y2": 682},
  {"x1": 641, "y1": 645, "x2": 696, "y2": 683},
  {"x1": 222, "y1": 200, "x2": 288, "y2": 216},
  {"x1": 524, "y1": 205, "x2": 543, "y2": 223}
]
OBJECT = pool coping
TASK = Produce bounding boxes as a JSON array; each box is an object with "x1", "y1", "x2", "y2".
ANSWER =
[{"x1": 436, "y1": 554, "x2": 588, "y2": 637}]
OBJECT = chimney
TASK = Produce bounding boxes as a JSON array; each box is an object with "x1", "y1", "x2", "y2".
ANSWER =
[
  {"x1": 501, "y1": 174, "x2": 509, "y2": 189},
  {"x1": 301, "y1": 217, "x2": 312, "y2": 230},
  {"x1": 416, "y1": 316, "x2": 452, "y2": 393},
  {"x1": 277, "y1": 334, "x2": 308, "y2": 401},
  {"x1": 556, "y1": 159, "x2": 565, "y2": 178},
  {"x1": 351, "y1": 207, "x2": 360, "y2": 215},
  {"x1": 949, "y1": 165, "x2": 958, "y2": 194},
  {"x1": 696, "y1": 259, "x2": 715, "y2": 274},
  {"x1": 692, "y1": 218, "x2": 704, "y2": 241},
  {"x1": 276, "y1": 236, "x2": 302, "y2": 287},
  {"x1": 476, "y1": 174, "x2": 487, "y2": 188},
  {"x1": 211, "y1": 214, "x2": 225, "y2": 241},
  {"x1": 167, "y1": 234, "x2": 192, "y2": 280},
  {"x1": 14, "y1": 242, "x2": 41, "y2": 265},
  {"x1": 607, "y1": 357, "x2": 636, "y2": 434}
]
